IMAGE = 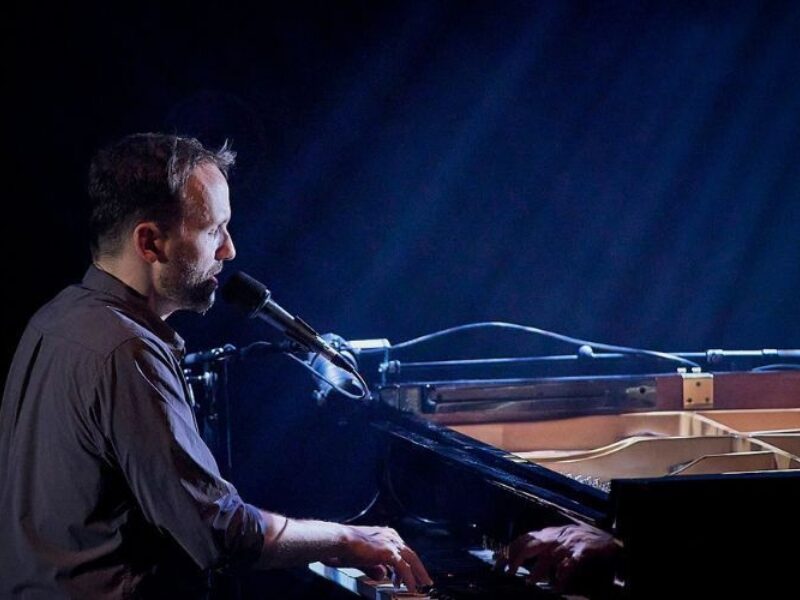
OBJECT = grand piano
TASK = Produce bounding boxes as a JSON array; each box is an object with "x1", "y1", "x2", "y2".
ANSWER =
[
  {"x1": 187, "y1": 341, "x2": 800, "y2": 599},
  {"x1": 305, "y1": 347, "x2": 800, "y2": 599}
]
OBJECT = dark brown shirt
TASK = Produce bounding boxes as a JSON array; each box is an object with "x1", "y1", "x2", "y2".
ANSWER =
[{"x1": 0, "y1": 266, "x2": 266, "y2": 598}]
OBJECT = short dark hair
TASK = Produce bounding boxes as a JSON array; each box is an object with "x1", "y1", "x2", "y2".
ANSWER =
[{"x1": 88, "y1": 133, "x2": 236, "y2": 258}]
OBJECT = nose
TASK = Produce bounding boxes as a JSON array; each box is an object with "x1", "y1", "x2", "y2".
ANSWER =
[{"x1": 217, "y1": 229, "x2": 236, "y2": 261}]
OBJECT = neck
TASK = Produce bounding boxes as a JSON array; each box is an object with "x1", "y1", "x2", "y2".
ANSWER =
[{"x1": 93, "y1": 256, "x2": 174, "y2": 319}]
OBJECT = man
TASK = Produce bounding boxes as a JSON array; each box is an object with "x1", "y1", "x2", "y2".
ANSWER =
[{"x1": 0, "y1": 133, "x2": 431, "y2": 598}]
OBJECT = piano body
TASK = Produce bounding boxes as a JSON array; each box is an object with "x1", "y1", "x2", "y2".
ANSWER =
[{"x1": 311, "y1": 367, "x2": 800, "y2": 599}]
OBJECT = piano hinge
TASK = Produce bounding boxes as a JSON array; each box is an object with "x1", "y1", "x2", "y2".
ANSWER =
[{"x1": 679, "y1": 369, "x2": 714, "y2": 409}]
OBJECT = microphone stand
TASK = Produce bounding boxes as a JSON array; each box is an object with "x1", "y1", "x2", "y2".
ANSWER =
[
  {"x1": 182, "y1": 338, "x2": 370, "y2": 473},
  {"x1": 181, "y1": 340, "x2": 305, "y2": 477},
  {"x1": 182, "y1": 340, "x2": 311, "y2": 367}
]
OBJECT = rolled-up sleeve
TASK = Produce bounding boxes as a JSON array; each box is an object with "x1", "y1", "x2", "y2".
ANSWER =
[{"x1": 96, "y1": 336, "x2": 266, "y2": 571}]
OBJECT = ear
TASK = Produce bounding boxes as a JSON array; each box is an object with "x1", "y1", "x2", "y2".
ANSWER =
[{"x1": 132, "y1": 222, "x2": 168, "y2": 263}]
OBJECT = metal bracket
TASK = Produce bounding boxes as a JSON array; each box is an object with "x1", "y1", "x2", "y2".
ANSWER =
[{"x1": 679, "y1": 369, "x2": 714, "y2": 409}]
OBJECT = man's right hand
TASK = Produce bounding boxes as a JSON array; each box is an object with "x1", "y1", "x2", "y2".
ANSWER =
[
  {"x1": 325, "y1": 525, "x2": 433, "y2": 593},
  {"x1": 257, "y1": 514, "x2": 432, "y2": 593}
]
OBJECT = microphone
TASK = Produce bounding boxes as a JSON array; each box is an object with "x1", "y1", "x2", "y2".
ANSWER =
[{"x1": 220, "y1": 271, "x2": 358, "y2": 375}]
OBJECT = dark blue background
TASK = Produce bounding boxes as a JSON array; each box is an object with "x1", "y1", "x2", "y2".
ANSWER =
[{"x1": 6, "y1": 1, "x2": 799, "y2": 519}]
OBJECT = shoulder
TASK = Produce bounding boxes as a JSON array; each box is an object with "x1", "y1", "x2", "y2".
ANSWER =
[{"x1": 29, "y1": 283, "x2": 173, "y2": 362}]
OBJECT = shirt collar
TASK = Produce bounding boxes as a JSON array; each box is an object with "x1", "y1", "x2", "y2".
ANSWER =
[{"x1": 82, "y1": 265, "x2": 186, "y2": 359}]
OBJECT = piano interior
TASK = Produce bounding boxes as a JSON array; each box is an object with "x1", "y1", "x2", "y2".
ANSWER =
[{"x1": 449, "y1": 409, "x2": 800, "y2": 491}]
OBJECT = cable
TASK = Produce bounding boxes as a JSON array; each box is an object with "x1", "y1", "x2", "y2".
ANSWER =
[
  {"x1": 340, "y1": 489, "x2": 382, "y2": 524},
  {"x1": 359, "y1": 321, "x2": 700, "y2": 368},
  {"x1": 285, "y1": 353, "x2": 370, "y2": 400},
  {"x1": 751, "y1": 363, "x2": 800, "y2": 372},
  {"x1": 239, "y1": 340, "x2": 283, "y2": 359},
  {"x1": 380, "y1": 445, "x2": 449, "y2": 527},
  {"x1": 221, "y1": 360, "x2": 233, "y2": 475}
]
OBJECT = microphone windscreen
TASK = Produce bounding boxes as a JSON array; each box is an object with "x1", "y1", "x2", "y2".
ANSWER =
[{"x1": 221, "y1": 271, "x2": 271, "y2": 316}]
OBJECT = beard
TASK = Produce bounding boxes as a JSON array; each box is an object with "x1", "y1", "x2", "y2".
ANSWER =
[{"x1": 159, "y1": 252, "x2": 220, "y2": 314}]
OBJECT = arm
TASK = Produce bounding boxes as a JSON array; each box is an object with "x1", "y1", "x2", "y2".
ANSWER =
[
  {"x1": 101, "y1": 338, "x2": 432, "y2": 591},
  {"x1": 99, "y1": 338, "x2": 267, "y2": 569},
  {"x1": 256, "y1": 513, "x2": 432, "y2": 592}
]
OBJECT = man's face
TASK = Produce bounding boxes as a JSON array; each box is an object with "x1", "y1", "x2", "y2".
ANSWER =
[{"x1": 158, "y1": 162, "x2": 236, "y2": 314}]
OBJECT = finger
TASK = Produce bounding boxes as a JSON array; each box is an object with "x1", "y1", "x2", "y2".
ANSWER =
[
  {"x1": 507, "y1": 532, "x2": 537, "y2": 558},
  {"x1": 362, "y1": 565, "x2": 389, "y2": 581},
  {"x1": 399, "y1": 545, "x2": 433, "y2": 587},
  {"x1": 527, "y1": 553, "x2": 556, "y2": 584},
  {"x1": 554, "y1": 556, "x2": 578, "y2": 591},
  {"x1": 550, "y1": 544, "x2": 570, "y2": 564},
  {"x1": 494, "y1": 554, "x2": 508, "y2": 572},
  {"x1": 390, "y1": 554, "x2": 418, "y2": 593},
  {"x1": 507, "y1": 539, "x2": 548, "y2": 575}
]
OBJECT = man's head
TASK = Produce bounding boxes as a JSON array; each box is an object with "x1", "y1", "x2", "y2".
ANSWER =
[{"x1": 88, "y1": 133, "x2": 237, "y2": 315}]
